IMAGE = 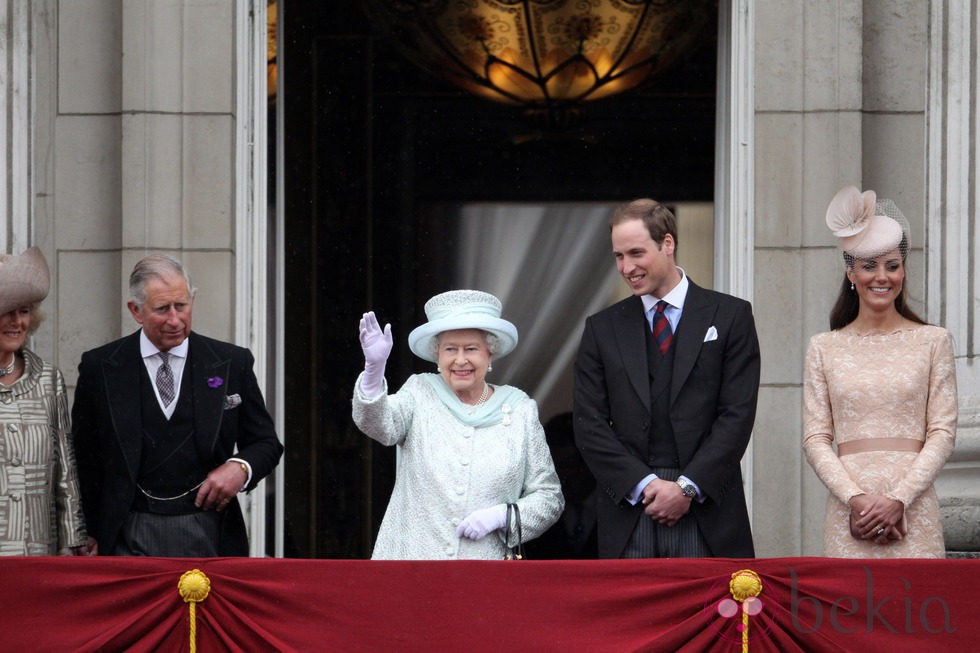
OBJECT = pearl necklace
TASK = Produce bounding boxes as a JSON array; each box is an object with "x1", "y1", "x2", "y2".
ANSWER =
[
  {"x1": 465, "y1": 382, "x2": 490, "y2": 411},
  {"x1": 0, "y1": 353, "x2": 15, "y2": 378},
  {"x1": 475, "y1": 382, "x2": 491, "y2": 406}
]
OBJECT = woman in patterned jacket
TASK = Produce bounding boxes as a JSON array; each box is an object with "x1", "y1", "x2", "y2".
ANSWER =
[{"x1": 0, "y1": 247, "x2": 87, "y2": 555}]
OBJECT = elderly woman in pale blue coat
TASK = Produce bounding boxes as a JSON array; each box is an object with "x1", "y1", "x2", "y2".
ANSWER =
[{"x1": 352, "y1": 290, "x2": 563, "y2": 559}]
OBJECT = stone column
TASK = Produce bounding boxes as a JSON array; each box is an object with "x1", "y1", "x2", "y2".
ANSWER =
[
  {"x1": 0, "y1": 0, "x2": 36, "y2": 253},
  {"x1": 752, "y1": 0, "x2": 867, "y2": 556},
  {"x1": 926, "y1": 0, "x2": 980, "y2": 557}
]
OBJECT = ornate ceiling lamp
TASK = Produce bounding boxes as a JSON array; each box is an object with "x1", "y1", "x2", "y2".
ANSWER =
[{"x1": 364, "y1": 0, "x2": 715, "y2": 132}]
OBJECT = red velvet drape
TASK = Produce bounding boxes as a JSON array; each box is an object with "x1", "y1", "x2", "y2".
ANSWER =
[{"x1": 2, "y1": 556, "x2": 976, "y2": 651}]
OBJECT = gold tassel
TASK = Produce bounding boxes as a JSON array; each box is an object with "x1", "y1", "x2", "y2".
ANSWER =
[
  {"x1": 729, "y1": 569, "x2": 763, "y2": 653},
  {"x1": 178, "y1": 569, "x2": 211, "y2": 653}
]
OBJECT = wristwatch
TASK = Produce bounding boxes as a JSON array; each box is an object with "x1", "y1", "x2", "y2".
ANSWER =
[{"x1": 676, "y1": 478, "x2": 698, "y2": 499}]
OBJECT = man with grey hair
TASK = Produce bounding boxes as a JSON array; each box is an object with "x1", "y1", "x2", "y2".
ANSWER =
[{"x1": 72, "y1": 254, "x2": 283, "y2": 556}]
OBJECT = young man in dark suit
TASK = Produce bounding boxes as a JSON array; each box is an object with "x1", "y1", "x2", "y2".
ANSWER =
[{"x1": 573, "y1": 199, "x2": 760, "y2": 559}]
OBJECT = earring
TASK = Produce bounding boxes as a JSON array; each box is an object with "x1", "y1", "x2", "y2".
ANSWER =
[
  {"x1": 850, "y1": 282, "x2": 855, "y2": 291},
  {"x1": 487, "y1": 363, "x2": 493, "y2": 373},
  {"x1": 436, "y1": 366, "x2": 441, "y2": 373}
]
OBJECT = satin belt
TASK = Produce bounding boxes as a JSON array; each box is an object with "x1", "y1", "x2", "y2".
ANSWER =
[{"x1": 837, "y1": 437, "x2": 923, "y2": 456}]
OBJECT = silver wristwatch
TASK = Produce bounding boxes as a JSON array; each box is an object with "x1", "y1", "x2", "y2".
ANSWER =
[{"x1": 676, "y1": 478, "x2": 698, "y2": 498}]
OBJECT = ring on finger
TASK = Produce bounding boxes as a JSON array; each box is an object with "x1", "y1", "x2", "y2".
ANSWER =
[{"x1": 875, "y1": 526, "x2": 885, "y2": 536}]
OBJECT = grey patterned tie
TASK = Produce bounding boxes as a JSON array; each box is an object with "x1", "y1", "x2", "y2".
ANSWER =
[{"x1": 157, "y1": 351, "x2": 175, "y2": 406}]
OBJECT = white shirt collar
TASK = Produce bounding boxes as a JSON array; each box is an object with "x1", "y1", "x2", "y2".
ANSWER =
[
  {"x1": 641, "y1": 267, "x2": 689, "y2": 313},
  {"x1": 139, "y1": 330, "x2": 189, "y2": 360}
]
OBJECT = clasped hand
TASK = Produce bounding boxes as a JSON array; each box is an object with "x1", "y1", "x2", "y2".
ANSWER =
[
  {"x1": 641, "y1": 478, "x2": 692, "y2": 527},
  {"x1": 195, "y1": 460, "x2": 249, "y2": 512},
  {"x1": 456, "y1": 504, "x2": 507, "y2": 541},
  {"x1": 848, "y1": 493, "x2": 906, "y2": 544}
]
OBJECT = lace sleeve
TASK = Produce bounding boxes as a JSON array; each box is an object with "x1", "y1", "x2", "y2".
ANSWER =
[
  {"x1": 887, "y1": 331, "x2": 958, "y2": 506},
  {"x1": 802, "y1": 338, "x2": 865, "y2": 504}
]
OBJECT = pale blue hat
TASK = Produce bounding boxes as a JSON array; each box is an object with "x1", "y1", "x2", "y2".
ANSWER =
[{"x1": 408, "y1": 290, "x2": 518, "y2": 362}]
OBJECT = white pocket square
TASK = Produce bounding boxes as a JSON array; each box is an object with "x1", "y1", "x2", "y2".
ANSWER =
[
  {"x1": 703, "y1": 326, "x2": 718, "y2": 342},
  {"x1": 223, "y1": 394, "x2": 242, "y2": 410}
]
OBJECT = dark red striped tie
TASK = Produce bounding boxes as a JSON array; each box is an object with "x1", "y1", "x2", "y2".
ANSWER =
[{"x1": 652, "y1": 300, "x2": 672, "y2": 355}]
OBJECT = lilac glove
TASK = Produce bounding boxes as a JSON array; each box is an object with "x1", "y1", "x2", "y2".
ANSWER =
[
  {"x1": 359, "y1": 311, "x2": 393, "y2": 398},
  {"x1": 456, "y1": 504, "x2": 508, "y2": 541}
]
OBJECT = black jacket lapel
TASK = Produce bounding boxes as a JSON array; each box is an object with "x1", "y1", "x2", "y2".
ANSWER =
[
  {"x1": 188, "y1": 333, "x2": 232, "y2": 460},
  {"x1": 671, "y1": 282, "x2": 716, "y2": 405},
  {"x1": 613, "y1": 296, "x2": 651, "y2": 413}
]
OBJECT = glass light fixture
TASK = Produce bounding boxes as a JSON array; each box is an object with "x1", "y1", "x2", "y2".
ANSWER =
[{"x1": 364, "y1": 0, "x2": 715, "y2": 131}]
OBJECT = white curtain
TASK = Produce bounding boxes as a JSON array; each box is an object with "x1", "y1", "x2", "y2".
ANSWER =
[{"x1": 455, "y1": 203, "x2": 623, "y2": 422}]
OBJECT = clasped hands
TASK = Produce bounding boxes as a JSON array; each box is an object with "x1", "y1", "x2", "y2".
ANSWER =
[
  {"x1": 641, "y1": 478, "x2": 692, "y2": 527},
  {"x1": 848, "y1": 493, "x2": 906, "y2": 544}
]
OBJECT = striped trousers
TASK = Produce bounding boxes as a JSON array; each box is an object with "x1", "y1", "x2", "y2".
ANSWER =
[{"x1": 621, "y1": 467, "x2": 711, "y2": 558}]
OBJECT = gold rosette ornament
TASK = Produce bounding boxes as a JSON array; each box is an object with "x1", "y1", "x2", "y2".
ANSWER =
[
  {"x1": 178, "y1": 569, "x2": 211, "y2": 653},
  {"x1": 729, "y1": 569, "x2": 763, "y2": 653}
]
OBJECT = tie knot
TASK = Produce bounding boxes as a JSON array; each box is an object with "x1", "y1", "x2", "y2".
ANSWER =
[
  {"x1": 655, "y1": 300, "x2": 668, "y2": 314},
  {"x1": 159, "y1": 351, "x2": 170, "y2": 365}
]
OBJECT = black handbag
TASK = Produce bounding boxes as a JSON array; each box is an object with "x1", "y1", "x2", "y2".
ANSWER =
[{"x1": 503, "y1": 503, "x2": 525, "y2": 560}]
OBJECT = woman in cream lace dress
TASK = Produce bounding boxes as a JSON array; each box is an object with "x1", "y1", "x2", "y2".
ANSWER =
[{"x1": 803, "y1": 187, "x2": 957, "y2": 558}]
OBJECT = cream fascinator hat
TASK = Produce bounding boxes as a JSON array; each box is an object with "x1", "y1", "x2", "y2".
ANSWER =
[
  {"x1": 0, "y1": 247, "x2": 50, "y2": 315},
  {"x1": 826, "y1": 186, "x2": 909, "y2": 265},
  {"x1": 408, "y1": 290, "x2": 518, "y2": 362}
]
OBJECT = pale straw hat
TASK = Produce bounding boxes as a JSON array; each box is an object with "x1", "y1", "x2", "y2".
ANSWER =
[{"x1": 0, "y1": 247, "x2": 50, "y2": 315}]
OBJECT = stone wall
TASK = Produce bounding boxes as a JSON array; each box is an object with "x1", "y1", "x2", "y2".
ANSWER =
[{"x1": 33, "y1": 0, "x2": 239, "y2": 388}]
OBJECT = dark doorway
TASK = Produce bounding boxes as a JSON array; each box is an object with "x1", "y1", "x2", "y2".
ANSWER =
[{"x1": 280, "y1": 2, "x2": 718, "y2": 558}]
